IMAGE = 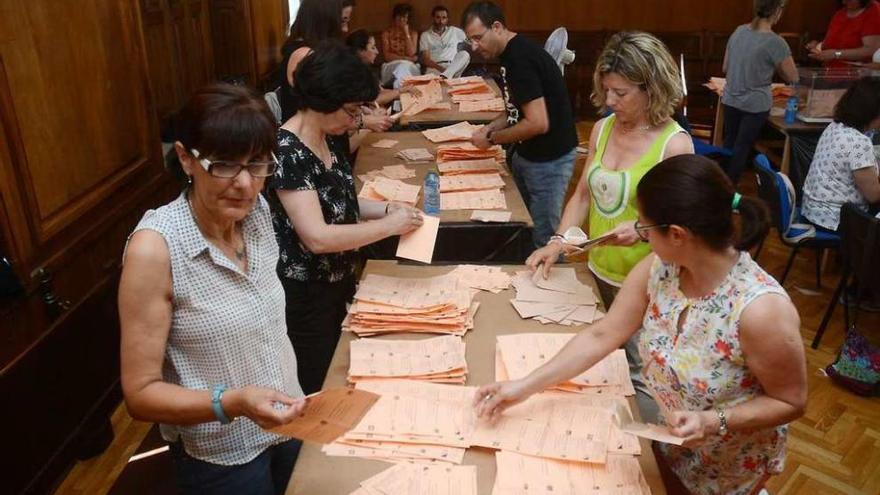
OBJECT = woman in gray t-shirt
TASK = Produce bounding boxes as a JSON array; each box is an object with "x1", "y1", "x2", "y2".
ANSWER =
[{"x1": 722, "y1": 0, "x2": 798, "y2": 183}]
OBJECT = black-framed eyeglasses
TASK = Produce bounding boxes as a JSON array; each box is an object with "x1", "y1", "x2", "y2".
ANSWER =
[
  {"x1": 467, "y1": 27, "x2": 490, "y2": 45},
  {"x1": 634, "y1": 220, "x2": 669, "y2": 242},
  {"x1": 191, "y1": 149, "x2": 278, "y2": 178},
  {"x1": 341, "y1": 105, "x2": 364, "y2": 121}
]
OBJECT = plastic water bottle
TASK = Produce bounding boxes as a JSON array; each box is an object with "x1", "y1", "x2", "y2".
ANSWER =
[
  {"x1": 784, "y1": 94, "x2": 798, "y2": 124},
  {"x1": 423, "y1": 171, "x2": 440, "y2": 215}
]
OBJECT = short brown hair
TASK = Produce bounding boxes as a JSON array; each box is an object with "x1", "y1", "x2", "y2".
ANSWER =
[{"x1": 590, "y1": 31, "x2": 683, "y2": 127}]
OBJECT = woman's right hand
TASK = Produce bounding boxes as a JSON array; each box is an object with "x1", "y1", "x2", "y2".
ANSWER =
[
  {"x1": 363, "y1": 113, "x2": 394, "y2": 132},
  {"x1": 525, "y1": 242, "x2": 565, "y2": 279},
  {"x1": 225, "y1": 386, "x2": 306, "y2": 430},
  {"x1": 385, "y1": 205, "x2": 424, "y2": 235},
  {"x1": 473, "y1": 379, "x2": 533, "y2": 423}
]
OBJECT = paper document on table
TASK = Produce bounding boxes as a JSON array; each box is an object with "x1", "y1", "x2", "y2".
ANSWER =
[
  {"x1": 446, "y1": 264, "x2": 512, "y2": 293},
  {"x1": 396, "y1": 148, "x2": 435, "y2": 162},
  {"x1": 451, "y1": 92, "x2": 498, "y2": 103},
  {"x1": 267, "y1": 387, "x2": 379, "y2": 443},
  {"x1": 496, "y1": 334, "x2": 635, "y2": 395},
  {"x1": 324, "y1": 437, "x2": 466, "y2": 464},
  {"x1": 440, "y1": 189, "x2": 506, "y2": 210},
  {"x1": 359, "y1": 177, "x2": 421, "y2": 205},
  {"x1": 436, "y1": 143, "x2": 505, "y2": 163},
  {"x1": 439, "y1": 173, "x2": 505, "y2": 192},
  {"x1": 352, "y1": 464, "x2": 477, "y2": 495},
  {"x1": 444, "y1": 75, "x2": 483, "y2": 86},
  {"x1": 511, "y1": 271, "x2": 596, "y2": 306},
  {"x1": 470, "y1": 210, "x2": 512, "y2": 223},
  {"x1": 470, "y1": 394, "x2": 613, "y2": 463},
  {"x1": 396, "y1": 214, "x2": 439, "y2": 264},
  {"x1": 492, "y1": 451, "x2": 651, "y2": 495},
  {"x1": 371, "y1": 139, "x2": 399, "y2": 149},
  {"x1": 458, "y1": 97, "x2": 505, "y2": 112},
  {"x1": 437, "y1": 158, "x2": 501, "y2": 175},
  {"x1": 422, "y1": 121, "x2": 484, "y2": 143},
  {"x1": 402, "y1": 73, "x2": 443, "y2": 85},
  {"x1": 531, "y1": 267, "x2": 597, "y2": 298},
  {"x1": 348, "y1": 335, "x2": 467, "y2": 383},
  {"x1": 401, "y1": 80, "x2": 444, "y2": 116},
  {"x1": 447, "y1": 81, "x2": 492, "y2": 96}
]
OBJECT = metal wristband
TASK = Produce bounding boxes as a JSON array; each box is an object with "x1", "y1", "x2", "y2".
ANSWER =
[{"x1": 715, "y1": 408, "x2": 728, "y2": 436}]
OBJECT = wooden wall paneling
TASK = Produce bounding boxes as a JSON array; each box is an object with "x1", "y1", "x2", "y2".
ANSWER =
[
  {"x1": 211, "y1": 0, "x2": 255, "y2": 84},
  {"x1": 249, "y1": 0, "x2": 288, "y2": 89},
  {"x1": 141, "y1": 0, "x2": 184, "y2": 127},
  {"x1": 175, "y1": 0, "x2": 215, "y2": 95}
]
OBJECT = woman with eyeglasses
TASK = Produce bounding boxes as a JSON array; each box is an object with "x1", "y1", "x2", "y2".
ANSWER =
[
  {"x1": 120, "y1": 83, "x2": 306, "y2": 495},
  {"x1": 477, "y1": 155, "x2": 807, "y2": 495},
  {"x1": 525, "y1": 31, "x2": 693, "y2": 423},
  {"x1": 267, "y1": 41, "x2": 423, "y2": 395}
]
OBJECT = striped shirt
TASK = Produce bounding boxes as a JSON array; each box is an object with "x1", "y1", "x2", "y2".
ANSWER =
[{"x1": 129, "y1": 193, "x2": 304, "y2": 465}]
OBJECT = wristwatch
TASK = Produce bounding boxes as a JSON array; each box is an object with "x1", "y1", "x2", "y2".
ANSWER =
[
  {"x1": 715, "y1": 408, "x2": 728, "y2": 436},
  {"x1": 833, "y1": 50, "x2": 842, "y2": 59}
]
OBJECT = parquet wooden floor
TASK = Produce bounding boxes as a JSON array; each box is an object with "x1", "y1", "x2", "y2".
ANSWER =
[{"x1": 53, "y1": 124, "x2": 879, "y2": 495}]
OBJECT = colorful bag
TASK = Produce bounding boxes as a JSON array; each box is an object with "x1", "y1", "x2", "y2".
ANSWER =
[{"x1": 826, "y1": 327, "x2": 880, "y2": 396}]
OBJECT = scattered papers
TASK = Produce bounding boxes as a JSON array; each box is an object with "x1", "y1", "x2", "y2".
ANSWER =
[
  {"x1": 444, "y1": 75, "x2": 483, "y2": 86},
  {"x1": 358, "y1": 164, "x2": 416, "y2": 183},
  {"x1": 344, "y1": 274, "x2": 478, "y2": 336},
  {"x1": 446, "y1": 264, "x2": 512, "y2": 293},
  {"x1": 371, "y1": 139, "x2": 399, "y2": 149},
  {"x1": 439, "y1": 173, "x2": 505, "y2": 192},
  {"x1": 359, "y1": 177, "x2": 421, "y2": 205},
  {"x1": 267, "y1": 388, "x2": 379, "y2": 444},
  {"x1": 470, "y1": 210, "x2": 512, "y2": 223},
  {"x1": 496, "y1": 334, "x2": 635, "y2": 396},
  {"x1": 348, "y1": 335, "x2": 467, "y2": 384},
  {"x1": 421, "y1": 121, "x2": 484, "y2": 143},
  {"x1": 440, "y1": 189, "x2": 507, "y2": 210},
  {"x1": 458, "y1": 97, "x2": 505, "y2": 113},
  {"x1": 324, "y1": 437, "x2": 466, "y2": 464},
  {"x1": 492, "y1": 451, "x2": 651, "y2": 495},
  {"x1": 447, "y1": 81, "x2": 493, "y2": 97},
  {"x1": 437, "y1": 158, "x2": 502, "y2": 175},
  {"x1": 396, "y1": 214, "x2": 439, "y2": 264},
  {"x1": 451, "y1": 92, "x2": 499, "y2": 103},
  {"x1": 350, "y1": 464, "x2": 477, "y2": 495},
  {"x1": 396, "y1": 148, "x2": 435, "y2": 162},
  {"x1": 509, "y1": 268, "x2": 602, "y2": 325},
  {"x1": 401, "y1": 80, "x2": 444, "y2": 116},
  {"x1": 402, "y1": 73, "x2": 443, "y2": 85}
]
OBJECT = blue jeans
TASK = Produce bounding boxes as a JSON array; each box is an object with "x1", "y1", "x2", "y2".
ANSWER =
[
  {"x1": 510, "y1": 148, "x2": 576, "y2": 249},
  {"x1": 170, "y1": 439, "x2": 302, "y2": 495}
]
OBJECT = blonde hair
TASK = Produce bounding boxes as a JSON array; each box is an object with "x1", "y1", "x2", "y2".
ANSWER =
[{"x1": 590, "y1": 31, "x2": 683, "y2": 127}]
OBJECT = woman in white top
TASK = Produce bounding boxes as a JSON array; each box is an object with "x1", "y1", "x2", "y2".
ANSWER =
[
  {"x1": 802, "y1": 76, "x2": 880, "y2": 231},
  {"x1": 120, "y1": 84, "x2": 305, "y2": 495}
]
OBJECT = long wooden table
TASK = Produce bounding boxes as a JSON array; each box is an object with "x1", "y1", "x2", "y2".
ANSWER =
[
  {"x1": 355, "y1": 131, "x2": 533, "y2": 262},
  {"x1": 286, "y1": 260, "x2": 667, "y2": 495},
  {"x1": 399, "y1": 77, "x2": 504, "y2": 128}
]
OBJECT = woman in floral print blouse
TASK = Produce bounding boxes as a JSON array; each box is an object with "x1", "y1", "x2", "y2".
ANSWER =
[{"x1": 475, "y1": 155, "x2": 807, "y2": 495}]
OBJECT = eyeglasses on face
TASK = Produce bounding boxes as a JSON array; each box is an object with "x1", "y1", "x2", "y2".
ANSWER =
[
  {"x1": 340, "y1": 105, "x2": 364, "y2": 121},
  {"x1": 467, "y1": 27, "x2": 491, "y2": 45},
  {"x1": 634, "y1": 220, "x2": 669, "y2": 242},
  {"x1": 191, "y1": 149, "x2": 278, "y2": 178}
]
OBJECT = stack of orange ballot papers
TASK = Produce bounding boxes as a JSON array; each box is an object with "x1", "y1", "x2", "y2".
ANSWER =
[
  {"x1": 348, "y1": 335, "x2": 468, "y2": 384},
  {"x1": 349, "y1": 464, "x2": 477, "y2": 495},
  {"x1": 343, "y1": 273, "x2": 479, "y2": 337}
]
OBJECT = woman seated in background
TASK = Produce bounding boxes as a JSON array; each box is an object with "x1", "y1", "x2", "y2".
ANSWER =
[
  {"x1": 380, "y1": 3, "x2": 421, "y2": 88},
  {"x1": 721, "y1": 0, "x2": 799, "y2": 184},
  {"x1": 477, "y1": 155, "x2": 807, "y2": 495},
  {"x1": 347, "y1": 29, "x2": 422, "y2": 107},
  {"x1": 267, "y1": 41, "x2": 423, "y2": 395},
  {"x1": 526, "y1": 31, "x2": 693, "y2": 423},
  {"x1": 806, "y1": 0, "x2": 880, "y2": 67},
  {"x1": 802, "y1": 76, "x2": 880, "y2": 232},
  {"x1": 120, "y1": 84, "x2": 305, "y2": 495}
]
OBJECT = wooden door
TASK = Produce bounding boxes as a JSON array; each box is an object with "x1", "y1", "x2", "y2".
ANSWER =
[{"x1": 0, "y1": 1, "x2": 175, "y2": 493}]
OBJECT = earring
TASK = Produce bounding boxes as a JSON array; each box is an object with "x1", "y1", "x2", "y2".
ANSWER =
[{"x1": 187, "y1": 175, "x2": 193, "y2": 185}]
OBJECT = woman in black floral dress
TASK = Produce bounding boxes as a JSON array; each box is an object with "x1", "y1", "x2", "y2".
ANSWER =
[{"x1": 267, "y1": 41, "x2": 423, "y2": 394}]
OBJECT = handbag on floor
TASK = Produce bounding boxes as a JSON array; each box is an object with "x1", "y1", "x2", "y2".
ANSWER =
[{"x1": 825, "y1": 326, "x2": 880, "y2": 396}]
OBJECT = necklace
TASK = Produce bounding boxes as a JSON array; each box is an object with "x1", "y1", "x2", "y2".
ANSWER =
[
  {"x1": 618, "y1": 122, "x2": 653, "y2": 134},
  {"x1": 187, "y1": 198, "x2": 246, "y2": 262}
]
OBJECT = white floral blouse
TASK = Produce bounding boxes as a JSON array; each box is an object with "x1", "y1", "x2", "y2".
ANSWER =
[{"x1": 639, "y1": 252, "x2": 790, "y2": 495}]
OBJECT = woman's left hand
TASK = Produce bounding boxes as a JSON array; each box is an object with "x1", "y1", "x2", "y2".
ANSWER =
[
  {"x1": 605, "y1": 220, "x2": 640, "y2": 246},
  {"x1": 667, "y1": 410, "x2": 718, "y2": 448}
]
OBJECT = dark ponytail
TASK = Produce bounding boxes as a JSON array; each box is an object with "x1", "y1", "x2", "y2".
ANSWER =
[{"x1": 637, "y1": 155, "x2": 770, "y2": 251}]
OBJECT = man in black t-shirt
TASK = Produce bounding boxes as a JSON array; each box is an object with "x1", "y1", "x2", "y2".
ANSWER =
[{"x1": 462, "y1": 1, "x2": 578, "y2": 249}]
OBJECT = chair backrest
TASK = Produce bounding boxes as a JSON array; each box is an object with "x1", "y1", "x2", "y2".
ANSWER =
[
  {"x1": 839, "y1": 202, "x2": 880, "y2": 293},
  {"x1": 753, "y1": 154, "x2": 785, "y2": 231}
]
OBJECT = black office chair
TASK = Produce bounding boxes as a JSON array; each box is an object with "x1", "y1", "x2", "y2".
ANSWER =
[{"x1": 812, "y1": 203, "x2": 880, "y2": 349}]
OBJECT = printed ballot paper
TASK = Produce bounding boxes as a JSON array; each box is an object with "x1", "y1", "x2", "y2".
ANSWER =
[
  {"x1": 267, "y1": 387, "x2": 379, "y2": 444},
  {"x1": 396, "y1": 214, "x2": 439, "y2": 264}
]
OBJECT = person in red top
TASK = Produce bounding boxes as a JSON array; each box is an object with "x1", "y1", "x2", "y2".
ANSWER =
[{"x1": 807, "y1": 0, "x2": 880, "y2": 67}]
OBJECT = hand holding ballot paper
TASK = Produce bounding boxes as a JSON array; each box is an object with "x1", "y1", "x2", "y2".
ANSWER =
[{"x1": 526, "y1": 226, "x2": 616, "y2": 278}]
